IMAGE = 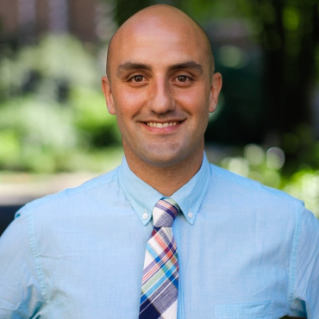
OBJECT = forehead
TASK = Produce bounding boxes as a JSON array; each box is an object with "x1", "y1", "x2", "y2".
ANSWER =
[{"x1": 109, "y1": 14, "x2": 209, "y2": 71}]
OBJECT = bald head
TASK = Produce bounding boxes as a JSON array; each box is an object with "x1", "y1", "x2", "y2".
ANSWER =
[{"x1": 106, "y1": 5, "x2": 214, "y2": 80}]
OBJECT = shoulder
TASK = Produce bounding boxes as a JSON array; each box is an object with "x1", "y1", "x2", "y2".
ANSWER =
[
  {"x1": 207, "y1": 163, "x2": 305, "y2": 217},
  {"x1": 16, "y1": 166, "x2": 122, "y2": 220}
]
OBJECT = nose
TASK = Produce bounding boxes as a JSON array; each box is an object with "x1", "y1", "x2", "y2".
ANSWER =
[{"x1": 148, "y1": 77, "x2": 175, "y2": 114}]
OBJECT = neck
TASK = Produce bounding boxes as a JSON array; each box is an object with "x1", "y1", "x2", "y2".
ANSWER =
[{"x1": 124, "y1": 144, "x2": 204, "y2": 197}]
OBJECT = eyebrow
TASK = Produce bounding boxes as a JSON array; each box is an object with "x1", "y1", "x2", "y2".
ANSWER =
[
  {"x1": 117, "y1": 61, "x2": 203, "y2": 77},
  {"x1": 169, "y1": 61, "x2": 203, "y2": 74},
  {"x1": 117, "y1": 63, "x2": 151, "y2": 76}
]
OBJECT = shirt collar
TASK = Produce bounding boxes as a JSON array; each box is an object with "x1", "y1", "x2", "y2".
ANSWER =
[{"x1": 118, "y1": 153, "x2": 211, "y2": 225}]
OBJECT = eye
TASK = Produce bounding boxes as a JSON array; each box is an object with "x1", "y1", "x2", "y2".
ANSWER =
[
  {"x1": 129, "y1": 75, "x2": 144, "y2": 82},
  {"x1": 176, "y1": 75, "x2": 191, "y2": 83}
]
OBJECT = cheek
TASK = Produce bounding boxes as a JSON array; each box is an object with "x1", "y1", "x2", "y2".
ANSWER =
[
  {"x1": 174, "y1": 88, "x2": 197, "y2": 103},
  {"x1": 174, "y1": 86, "x2": 210, "y2": 112},
  {"x1": 113, "y1": 88, "x2": 147, "y2": 115}
]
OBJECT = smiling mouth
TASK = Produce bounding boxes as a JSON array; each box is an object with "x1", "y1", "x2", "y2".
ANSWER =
[{"x1": 146, "y1": 121, "x2": 181, "y2": 128}]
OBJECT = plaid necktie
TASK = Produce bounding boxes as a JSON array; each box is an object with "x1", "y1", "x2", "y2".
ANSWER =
[{"x1": 139, "y1": 198, "x2": 181, "y2": 319}]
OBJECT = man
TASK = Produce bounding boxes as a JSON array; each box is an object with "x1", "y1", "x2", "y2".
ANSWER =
[{"x1": 0, "y1": 4, "x2": 318, "y2": 319}]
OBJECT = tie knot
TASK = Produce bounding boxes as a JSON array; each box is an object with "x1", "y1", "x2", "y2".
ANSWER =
[{"x1": 152, "y1": 198, "x2": 181, "y2": 228}]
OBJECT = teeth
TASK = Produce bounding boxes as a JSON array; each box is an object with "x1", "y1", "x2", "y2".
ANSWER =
[{"x1": 147, "y1": 122, "x2": 177, "y2": 128}]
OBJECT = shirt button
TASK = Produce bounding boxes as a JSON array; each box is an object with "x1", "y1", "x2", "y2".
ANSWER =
[
  {"x1": 188, "y1": 212, "x2": 193, "y2": 218},
  {"x1": 142, "y1": 213, "x2": 148, "y2": 220}
]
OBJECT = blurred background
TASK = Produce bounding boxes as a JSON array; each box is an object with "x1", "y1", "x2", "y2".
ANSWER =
[{"x1": 0, "y1": 0, "x2": 319, "y2": 235}]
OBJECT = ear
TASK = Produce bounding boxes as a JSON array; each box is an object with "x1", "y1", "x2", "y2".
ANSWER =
[
  {"x1": 208, "y1": 72, "x2": 222, "y2": 113},
  {"x1": 101, "y1": 76, "x2": 116, "y2": 115}
]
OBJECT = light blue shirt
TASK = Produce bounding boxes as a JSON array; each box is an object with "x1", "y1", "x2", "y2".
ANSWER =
[{"x1": 0, "y1": 154, "x2": 319, "y2": 319}]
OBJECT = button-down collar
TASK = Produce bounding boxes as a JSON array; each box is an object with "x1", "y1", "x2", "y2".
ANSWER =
[{"x1": 119, "y1": 153, "x2": 211, "y2": 225}]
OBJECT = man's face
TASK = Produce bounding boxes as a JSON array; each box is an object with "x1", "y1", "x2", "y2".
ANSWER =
[{"x1": 102, "y1": 12, "x2": 221, "y2": 169}]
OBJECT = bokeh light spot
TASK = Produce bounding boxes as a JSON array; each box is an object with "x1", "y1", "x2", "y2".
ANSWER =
[
  {"x1": 266, "y1": 147, "x2": 285, "y2": 170},
  {"x1": 283, "y1": 6, "x2": 300, "y2": 31},
  {"x1": 219, "y1": 45, "x2": 247, "y2": 69},
  {"x1": 244, "y1": 144, "x2": 265, "y2": 166}
]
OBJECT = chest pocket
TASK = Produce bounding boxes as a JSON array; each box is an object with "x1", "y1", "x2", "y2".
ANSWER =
[{"x1": 215, "y1": 301, "x2": 272, "y2": 319}]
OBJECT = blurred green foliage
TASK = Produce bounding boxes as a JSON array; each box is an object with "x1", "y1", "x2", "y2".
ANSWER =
[
  {"x1": 0, "y1": 35, "x2": 121, "y2": 173},
  {"x1": 71, "y1": 87, "x2": 121, "y2": 146}
]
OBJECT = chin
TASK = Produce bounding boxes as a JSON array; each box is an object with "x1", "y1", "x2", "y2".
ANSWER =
[{"x1": 142, "y1": 152, "x2": 188, "y2": 168}]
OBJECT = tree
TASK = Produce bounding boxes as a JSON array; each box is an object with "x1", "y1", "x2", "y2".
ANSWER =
[
  {"x1": 113, "y1": 0, "x2": 152, "y2": 26},
  {"x1": 259, "y1": 0, "x2": 319, "y2": 135}
]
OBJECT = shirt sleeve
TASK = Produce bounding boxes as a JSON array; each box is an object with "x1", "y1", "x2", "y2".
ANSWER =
[
  {"x1": 0, "y1": 208, "x2": 45, "y2": 318},
  {"x1": 291, "y1": 207, "x2": 319, "y2": 319}
]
